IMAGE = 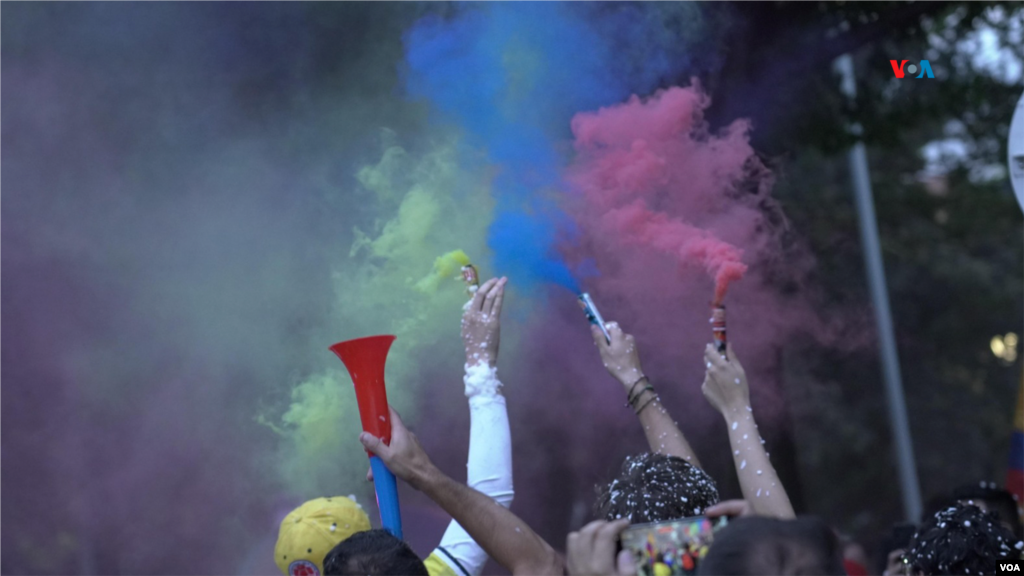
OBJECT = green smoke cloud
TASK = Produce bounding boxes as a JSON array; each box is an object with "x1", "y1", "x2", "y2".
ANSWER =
[{"x1": 269, "y1": 133, "x2": 497, "y2": 497}]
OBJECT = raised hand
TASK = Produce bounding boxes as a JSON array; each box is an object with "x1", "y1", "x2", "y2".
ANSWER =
[
  {"x1": 359, "y1": 407, "x2": 436, "y2": 490},
  {"x1": 701, "y1": 343, "x2": 750, "y2": 416},
  {"x1": 591, "y1": 321, "x2": 644, "y2": 390},
  {"x1": 590, "y1": 319, "x2": 702, "y2": 465},
  {"x1": 461, "y1": 277, "x2": 507, "y2": 367}
]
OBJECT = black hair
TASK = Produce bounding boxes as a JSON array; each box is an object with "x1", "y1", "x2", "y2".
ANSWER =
[
  {"x1": 696, "y1": 516, "x2": 846, "y2": 576},
  {"x1": 323, "y1": 529, "x2": 428, "y2": 576},
  {"x1": 952, "y1": 481, "x2": 1023, "y2": 540},
  {"x1": 905, "y1": 502, "x2": 1023, "y2": 575},
  {"x1": 595, "y1": 452, "x2": 719, "y2": 523}
]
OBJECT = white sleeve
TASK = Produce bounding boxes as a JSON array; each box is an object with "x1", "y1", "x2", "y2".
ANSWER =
[{"x1": 433, "y1": 362, "x2": 514, "y2": 576}]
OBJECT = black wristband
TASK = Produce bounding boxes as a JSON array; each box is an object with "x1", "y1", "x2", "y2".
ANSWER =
[
  {"x1": 634, "y1": 394, "x2": 659, "y2": 415},
  {"x1": 625, "y1": 375, "x2": 647, "y2": 399},
  {"x1": 627, "y1": 383, "x2": 655, "y2": 407}
]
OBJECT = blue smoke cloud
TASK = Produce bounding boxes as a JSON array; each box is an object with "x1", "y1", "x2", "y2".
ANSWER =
[{"x1": 403, "y1": 2, "x2": 697, "y2": 292}]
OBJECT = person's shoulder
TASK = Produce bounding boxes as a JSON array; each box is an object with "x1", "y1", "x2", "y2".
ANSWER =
[{"x1": 424, "y1": 550, "x2": 461, "y2": 576}]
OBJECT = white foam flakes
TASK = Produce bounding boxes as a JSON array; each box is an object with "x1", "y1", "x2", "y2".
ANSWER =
[{"x1": 464, "y1": 361, "x2": 502, "y2": 398}]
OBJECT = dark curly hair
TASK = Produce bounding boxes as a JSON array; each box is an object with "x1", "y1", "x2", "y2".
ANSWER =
[
  {"x1": 905, "y1": 503, "x2": 1023, "y2": 575},
  {"x1": 323, "y1": 529, "x2": 428, "y2": 576},
  {"x1": 595, "y1": 452, "x2": 719, "y2": 523}
]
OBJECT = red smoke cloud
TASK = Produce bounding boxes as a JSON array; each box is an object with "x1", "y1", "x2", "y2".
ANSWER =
[{"x1": 568, "y1": 85, "x2": 762, "y2": 304}]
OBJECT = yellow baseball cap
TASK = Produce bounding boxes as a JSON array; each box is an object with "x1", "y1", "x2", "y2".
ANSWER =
[{"x1": 274, "y1": 496, "x2": 372, "y2": 576}]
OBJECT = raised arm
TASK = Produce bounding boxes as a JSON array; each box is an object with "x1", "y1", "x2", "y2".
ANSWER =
[
  {"x1": 591, "y1": 321, "x2": 702, "y2": 466},
  {"x1": 432, "y1": 277, "x2": 514, "y2": 576},
  {"x1": 360, "y1": 408, "x2": 562, "y2": 576},
  {"x1": 701, "y1": 343, "x2": 795, "y2": 519}
]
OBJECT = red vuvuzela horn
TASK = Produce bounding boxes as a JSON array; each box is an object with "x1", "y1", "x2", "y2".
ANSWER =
[
  {"x1": 329, "y1": 334, "x2": 402, "y2": 539},
  {"x1": 329, "y1": 335, "x2": 396, "y2": 447}
]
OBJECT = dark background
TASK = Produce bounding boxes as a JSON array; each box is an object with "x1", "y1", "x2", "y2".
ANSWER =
[{"x1": 3, "y1": 2, "x2": 1021, "y2": 574}]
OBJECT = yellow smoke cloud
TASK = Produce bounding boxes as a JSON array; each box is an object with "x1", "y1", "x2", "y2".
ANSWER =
[
  {"x1": 415, "y1": 249, "x2": 472, "y2": 293},
  {"x1": 270, "y1": 134, "x2": 495, "y2": 496}
]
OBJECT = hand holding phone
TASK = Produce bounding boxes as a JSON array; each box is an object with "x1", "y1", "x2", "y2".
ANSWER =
[{"x1": 620, "y1": 516, "x2": 729, "y2": 576}]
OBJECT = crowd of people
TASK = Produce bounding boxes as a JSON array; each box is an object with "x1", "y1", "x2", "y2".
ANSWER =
[{"x1": 274, "y1": 277, "x2": 1024, "y2": 576}]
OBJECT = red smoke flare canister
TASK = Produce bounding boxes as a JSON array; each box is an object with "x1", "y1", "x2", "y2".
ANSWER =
[{"x1": 711, "y1": 305, "x2": 727, "y2": 354}]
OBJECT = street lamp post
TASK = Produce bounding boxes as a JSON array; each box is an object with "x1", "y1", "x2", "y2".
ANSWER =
[{"x1": 834, "y1": 53, "x2": 924, "y2": 523}]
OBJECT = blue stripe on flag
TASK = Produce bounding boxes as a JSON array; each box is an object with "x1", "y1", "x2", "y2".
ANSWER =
[{"x1": 1010, "y1": 431, "x2": 1024, "y2": 471}]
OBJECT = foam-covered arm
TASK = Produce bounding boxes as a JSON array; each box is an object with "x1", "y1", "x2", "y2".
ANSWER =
[{"x1": 434, "y1": 363, "x2": 514, "y2": 576}]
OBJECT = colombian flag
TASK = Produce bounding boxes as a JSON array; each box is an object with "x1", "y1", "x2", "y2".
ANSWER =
[{"x1": 1008, "y1": 368, "x2": 1024, "y2": 516}]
